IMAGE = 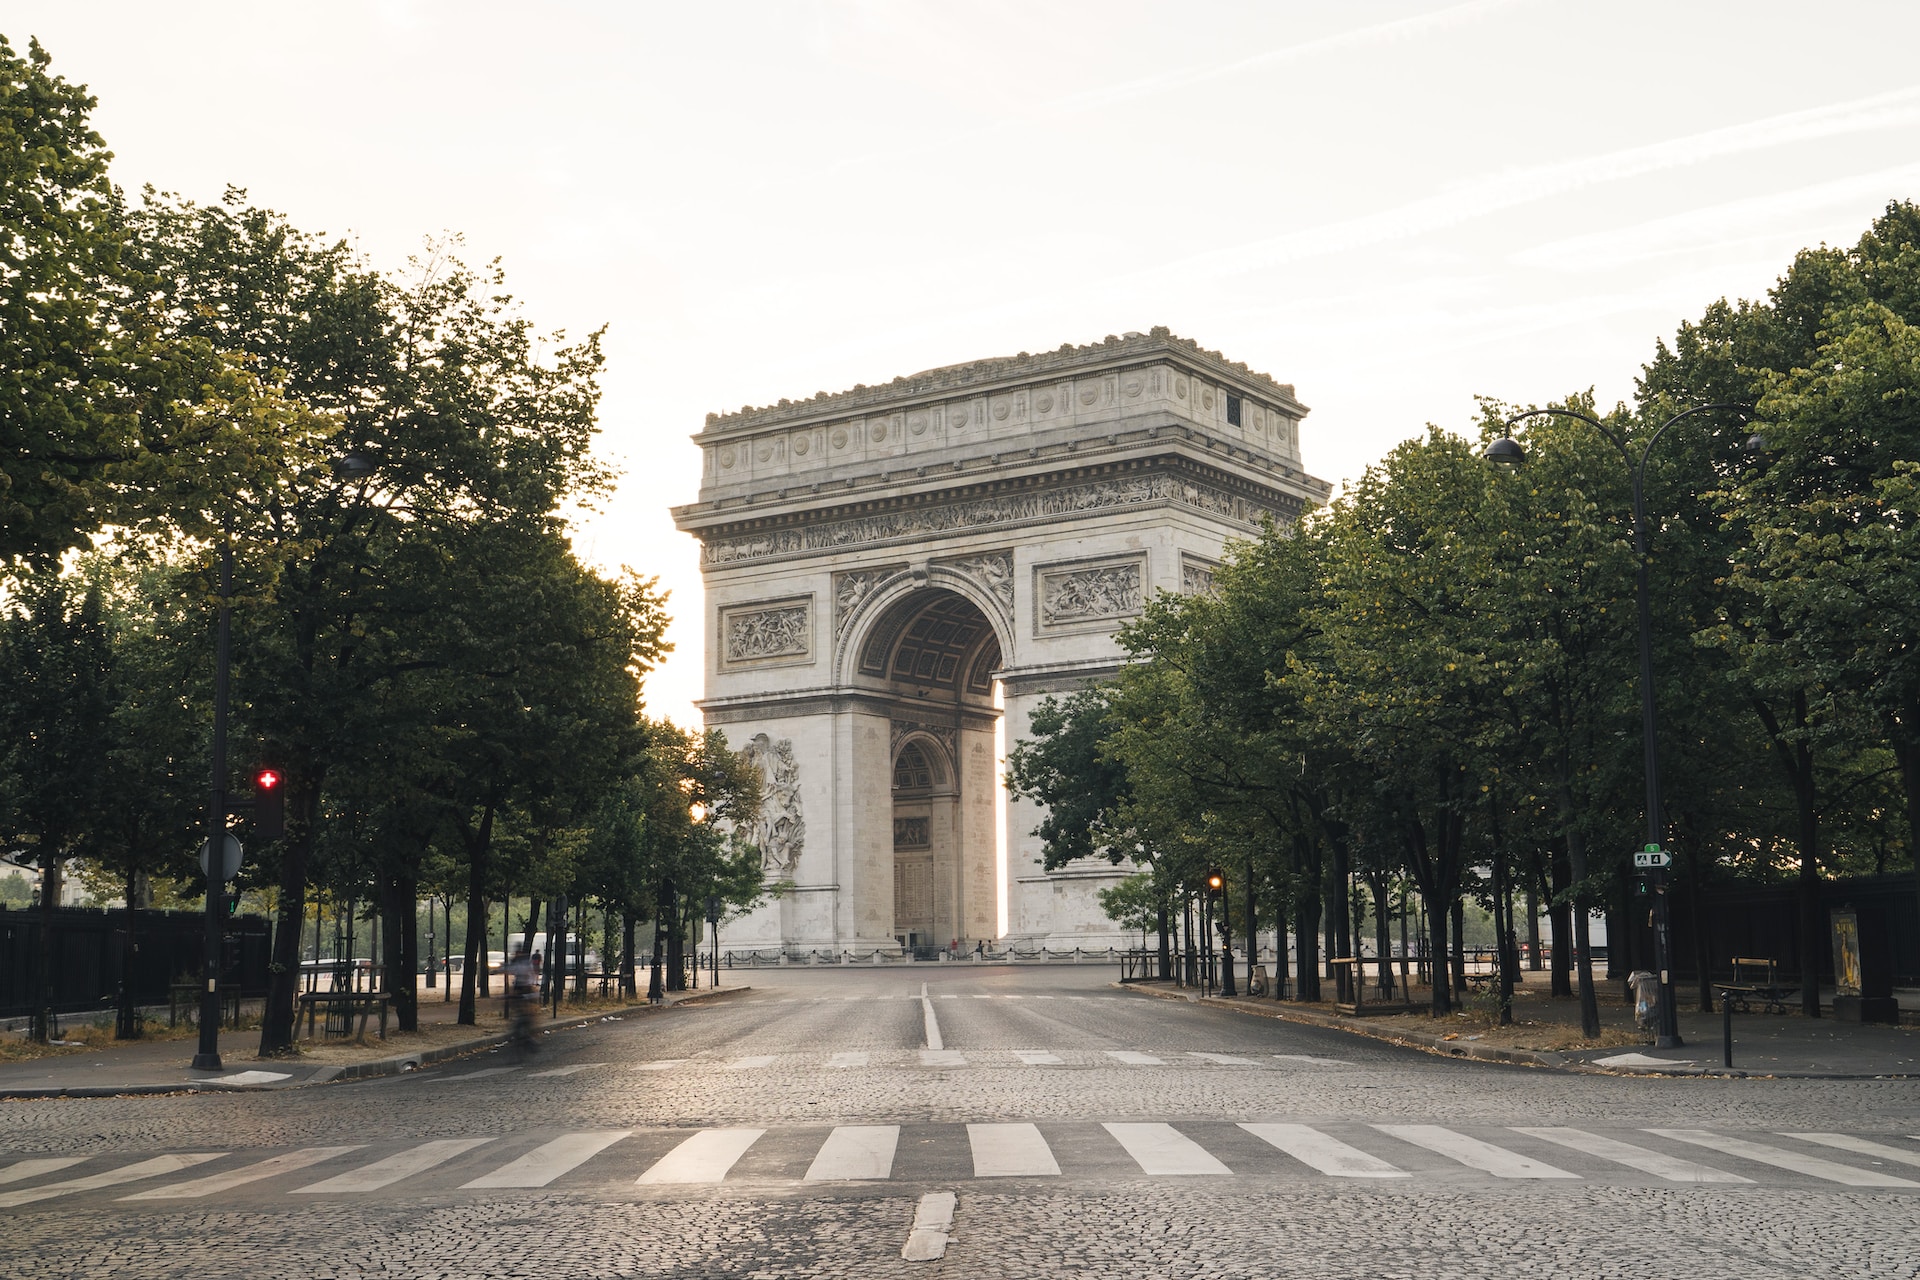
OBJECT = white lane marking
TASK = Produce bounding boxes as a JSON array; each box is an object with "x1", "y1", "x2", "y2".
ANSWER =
[
  {"x1": 921, "y1": 982, "x2": 943, "y2": 1052},
  {"x1": 1273, "y1": 1054, "x2": 1351, "y2": 1066},
  {"x1": 969, "y1": 1123, "x2": 1062, "y2": 1177},
  {"x1": 636, "y1": 1128, "x2": 766, "y2": 1185},
  {"x1": 937, "y1": 994, "x2": 957, "y2": 1000},
  {"x1": 462, "y1": 1130, "x2": 632, "y2": 1189},
  {"x1": 1785, "y1": 1133, "x2": 1920, "y2": 1169},
  {"x1": 829, "y1": 1051, "x2": 870, "y2": 1068},
  {"x1": 0, "y1": 1158, "x2": 84, "y2": 1186},
  {"x1": 528, "y1": 1062, "x2": 606, "y2": 1078},
  {"x1": 1003, "y1": 994, "x2": 1024, "y2": 999},
  {"x1": 634, "y1": 1060, "x2": 686, "y2": 1071},
  {"x1": 1513, "y1": 1127, "x2": 1749, "y2": 1183},
  {"x1": 445, "y1": 1067, "x2": 520, "y2": 1082},
  {"x1": 902, "y1": 1190, "x2": 957, "y2": 1261},
  {"x1": 920, "y1": 1049, "x2": 967, "y2": 1067},
  {"x1": 1647, "y1": 1130, "x2": 1920, "y2": 1187},
  {"x1": 122, "y1": 1146, "x2": 362, "y2": 1199},
  {"x1": 1105, "y1": 1050, "x2": 1163, "y2": 1065},
  {"x1": 0, "y1": 1154, "x2": 224, "y2": 1209},
  {"x1": 295, "y1": 1139, "x2": 494, "y2": 1192},
  {"x1": 724, "y1": 1056, "x2": 778, "y2": 1070},
  {"x1": 843, "y1": 996, "x2": 861, "y2": 1002},
  {"x1": 1034, "y1": 995, "x2": 1055, "y2": 1000},
  {"x1": 1066, "y1": 996, "x2": 1089, "y2": 1001},
  {"x1": 1240, "y1": 1123, "x2": 1408, "y2": 1178},
  {"x1": 1375, "y1": 1125, "x2": 1578, "y2": 1179},
  {"x1": 971, "y1": 994, "x2": 992, "y2": 999},
  {"x1": 198, "y1": 1069, "x2": 292, "y2": 1086},
  {"x1": 1013, "y1": 1050, "x2": 1063, "y2": 1065},
  {"x1": 805, "y1": 1126, "x2": 900, "y2": 1181},
  {"x1": 777, "y1": 999, "x2": 798, "y2": 1004},
  {"x1": 1104, "y1": 1123, "x2": 1233, "y2": 1175},
  {"x1": 1189, "y1": 1052, "x2": 1257, "y2": 1065}
]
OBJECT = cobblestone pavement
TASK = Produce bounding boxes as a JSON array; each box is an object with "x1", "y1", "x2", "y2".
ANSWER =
[{"x1": 3, "y1": 965, "x2": 1918, "y2": 1278}]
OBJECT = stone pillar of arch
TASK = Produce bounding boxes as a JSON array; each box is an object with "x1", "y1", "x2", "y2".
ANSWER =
[{"x1": 673, "y1": 329, "x2": 1329, "y2": 955}]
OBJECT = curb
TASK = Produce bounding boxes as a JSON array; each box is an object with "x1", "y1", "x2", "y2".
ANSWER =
[
  {"x1": 1114, "y1": 982, "x2": 1918, "y2": 1078},
  {"x1": 0, "y1": 985, "x2": 752, "y2": 1099},
  {"x1": 1115, "y1": 981, "x2": 1570, "y2": 1070}
]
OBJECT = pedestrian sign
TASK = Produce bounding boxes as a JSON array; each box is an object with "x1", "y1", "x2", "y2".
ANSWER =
[{"x1": 1633, "y1": 848, "x2": 1672, "y2": 869}]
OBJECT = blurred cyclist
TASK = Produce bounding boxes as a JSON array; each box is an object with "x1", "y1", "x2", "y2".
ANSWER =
[{"x1": 505, "y1": 944, "x2": 539, "y2": 1057}]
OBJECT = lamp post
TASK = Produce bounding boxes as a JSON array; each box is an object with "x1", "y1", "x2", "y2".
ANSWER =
[{"x1": 1484, "y1": 404, "x2": 1750, "y2": 1050}]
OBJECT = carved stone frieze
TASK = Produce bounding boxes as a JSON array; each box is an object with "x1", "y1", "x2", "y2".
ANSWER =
[
  {"x1": 832, "y1": 565, "x2": 905, "y2": 641},
  {"x1": 1037, "y1": 557, "x2": 1144, "y2": 628},
  {"x1": 721, "y1": 600, "x2": 811, "y2": 664},
  {"x1": 936, "y1": 550, "x2": 1014, "y2": 615},
  {"x1": 699, "y1": 472, "x2": 1279, "y2": 566},
  {"x1": 893, "y1": 817, "x2": 930, "y2": 849},
  {"x1": 740, "y1": 733, "x2": 805, "y2": 876},
  {"x1": 1181, "y1": 555, "x2": 1219, "y2": 596}
]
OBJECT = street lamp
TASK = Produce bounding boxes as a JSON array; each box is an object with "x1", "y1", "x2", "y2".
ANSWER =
[{"x1": 1483, "y1": 402, "x2": 1748, "y2": 1050}]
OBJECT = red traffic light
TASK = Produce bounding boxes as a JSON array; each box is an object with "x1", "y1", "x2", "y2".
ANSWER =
[
  {"x1": 252, "y1": 766, "x2": 286, "y2": 841},
  {"x1": 254, "y1": 768, "x2": 282, "y2": 791}
]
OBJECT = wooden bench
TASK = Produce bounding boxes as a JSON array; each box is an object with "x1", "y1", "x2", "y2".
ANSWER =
[
  {"x1": 1715, "y1": 957, "x2": 1797, "y2": 1015},
  {"x1": 296, "y1": 990, "x2": 390, "y2": 1040}
]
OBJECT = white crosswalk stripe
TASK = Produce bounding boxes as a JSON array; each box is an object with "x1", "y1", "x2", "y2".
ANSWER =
[
  {"x1": 1784, "y1": 1132, "x2": 1920, "y2": 1169},
  {"x1": 634, "y1": 1059, "x2": 685, "y2": 1071},
  {"x1": 829, "y1": 1051, "x2": 870, "y2": 1068},
  {"x1": 1189, "y1": 1052, "x2": 1257, "y2": 1065},
  {"x1": 1241, "y1": 1123, "x2": 1407, "y2": 1178},
  {"x1": 446, "y1": 1067, "x2": 520, "y2": 1082},
  {"x1": 0, "y1": 1154, "x2": 225, "y2": 1209},
  {"x1": 1647, "y1": 1129, "x2": 1920, "y2": 1187},
  {"x1": 1105, "y1": 1123, "x2": 1233, "y2": 1175},
  {"x1": 1012, "y1": 1050, "x2": 1063, "y2": 1065},
  {"x1": 969, "y1": 1123, "x2": 1060, "y2": 1177},
  {"x1": 725, "y1": 1055, "x2": 778, "y2": 1070},
  {"x1": 1512, "y1": 1127, "x2": 1749, "y2": 1183},
  {"x1": 462, "y1": 1131, "x2": 632, "y2": 1189},
  {"x1": 122, "y1": 1146, "x2": 361, "y2": 1199},
  {"x1": 0, "y1": 1158, "x2": 84, "y2": 1187},
  {"x1": 804, "y1": 1126, "x2": 898, "y2": 1181},
  {"x1": 920, "y1": 1049, "x2": 967, "y2": 1067},
  {"x1": 637, "y1": 1128, "x2": 765, "y2": 1184},
  {"x1": 528, "y1": 1063, "x2": 605, "y2": 1078},
  {"x1": 1375, "y1": 1125, "x2": 1578, "y2": 1179},
  {"x1": 1105, "y1": 1050, "x2": 1163, "y2": 1065},
  {"x1": 296, "y1": 1139, "x2": 495, "y2": 1193},
  {"x1": 1272, "y1": 1054, "x2": 1350, "y2": 1066}
]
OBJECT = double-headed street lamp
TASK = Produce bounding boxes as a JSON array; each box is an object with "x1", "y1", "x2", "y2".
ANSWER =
[{"x1": 1484, "y1": 405, "x2": 1752, "y2": 1051}]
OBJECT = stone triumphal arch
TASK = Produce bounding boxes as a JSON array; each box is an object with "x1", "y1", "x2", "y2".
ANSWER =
[{"x1": 672, "y1": 328, "x2": 1330, "y2": 954}]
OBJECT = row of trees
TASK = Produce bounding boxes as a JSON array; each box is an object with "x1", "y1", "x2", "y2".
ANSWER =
[
  {"x1": 0, "y1": 35, "x2": 766, "y2": 1046},
  {"x1": 1011, "y1": 203, "x2": 1920, "y2": 1033}
]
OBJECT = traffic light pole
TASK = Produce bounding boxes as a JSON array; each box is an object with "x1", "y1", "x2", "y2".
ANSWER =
[{"x1": 192, "y1": 534, "x2": 232, "y2": 1071}]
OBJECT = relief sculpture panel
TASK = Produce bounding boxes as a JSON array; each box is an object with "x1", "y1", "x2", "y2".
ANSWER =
[
  {"x1": 740, "y1": 733, "x2": 805, "y2": 876},
  {"x1": 721, "y1": 598, "x2": 811, "y2": 665},
  {"x1": 1036, "y1": 556, "x2": 1145, "y2": 630}
]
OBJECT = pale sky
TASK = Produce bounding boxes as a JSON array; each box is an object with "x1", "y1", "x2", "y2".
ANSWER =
[{"x1": 17, "y1": 1, "x2": 1920, "y2": 725}]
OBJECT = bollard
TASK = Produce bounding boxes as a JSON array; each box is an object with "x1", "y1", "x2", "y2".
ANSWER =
[{"x1": 1723, "y1": 993, "x2": 1733, "y2": 1069}]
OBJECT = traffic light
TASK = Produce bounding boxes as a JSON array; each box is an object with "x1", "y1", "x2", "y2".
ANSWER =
[
  {"x1": 1205, "y1": 867, "x2": 1224, "y2": 899},
  {"x1": 252, "y1": 767, "x2": 284, "y2": 841},
  {"x1": 225, "y1": 888, "x2": 242, "y2": 917}
]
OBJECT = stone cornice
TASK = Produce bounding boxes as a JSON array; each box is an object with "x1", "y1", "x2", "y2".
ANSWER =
[
  {"x1": 683, "y1": 453, "x2": 1310, "y2": 569},
  {"x1": 673, "y1": 419, "x2": 1331, "y2": 531},
  {"x1": 697, "y1": 327, "x2": 1308, "y2": 440}
]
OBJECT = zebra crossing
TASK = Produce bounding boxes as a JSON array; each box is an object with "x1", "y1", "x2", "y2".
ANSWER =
[
  {"x1": 2, "y1": 1125, "x2": 1914, "y2": 1209},
  {"x1": 428, "y1": 1049, "x2": 1354, "y2": 1076}
]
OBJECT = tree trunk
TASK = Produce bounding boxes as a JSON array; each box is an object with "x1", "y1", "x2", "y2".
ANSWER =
[
  {"x1": 1156, "y1": 899, "x2": 1171, "y2": 981},
  {"x1": 1295, "y1": 888, "x2": 1321, "y2": 1003},
  {"x1": 1425, "y1": 889, "x2": 1451, "y2": 1016},
  {"x1": 646, "y1": 884, "x2": 669, "y2": 1001},
  {"x1": 621, "y1": 907, "x2": 638, "y2": 997},
  {"x1": 456, "y1": 805, "x2": 495, "y2": 1027},
  {"x1": 1546, "y1": 845, "x2": 1573, "y2": 999},
  {"x1": 31, "y1": 855, "x2": 63, "y2": 1043},
  {"x1": 1525, "y1": 875, "x2": 1542, "y2": 972},
  {"x1": 260, "y1": 774, "x2": 323, "y2": 1054},
  {"x1": 382, "y1": 870, "x2": 418, "y2": 1033},
  {"x1": 1449, "y1": 896, "x2": 1467, "y2": 998}
]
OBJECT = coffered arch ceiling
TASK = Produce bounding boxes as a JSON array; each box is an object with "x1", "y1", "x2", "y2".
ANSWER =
[{"x1": 859, "y1": 589, "x2": 1002, "y2": 697}]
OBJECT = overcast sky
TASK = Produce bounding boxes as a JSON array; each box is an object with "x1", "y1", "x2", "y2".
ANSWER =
[{"x1": 16, "y1": 1, "x2": 1920, "y2": 725}]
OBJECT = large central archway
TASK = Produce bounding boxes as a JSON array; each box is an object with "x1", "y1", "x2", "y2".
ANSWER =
[{"x1": 854, "y1": 586, "x2": 1003, "y2": 954}]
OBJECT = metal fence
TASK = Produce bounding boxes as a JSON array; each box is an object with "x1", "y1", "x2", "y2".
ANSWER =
[{"x1": 0, "y1": 907, "x2": 272, "y2": 1019}]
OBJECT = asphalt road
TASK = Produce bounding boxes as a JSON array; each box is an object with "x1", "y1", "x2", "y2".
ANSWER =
[{"x1": 3, "y1": 964, "x2": 1918, "y2": 1279}]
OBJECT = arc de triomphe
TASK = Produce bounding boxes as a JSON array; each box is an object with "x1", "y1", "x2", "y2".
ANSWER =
[{"x1": 672, "y1": 328, "x2": 1330, "y2": 954}]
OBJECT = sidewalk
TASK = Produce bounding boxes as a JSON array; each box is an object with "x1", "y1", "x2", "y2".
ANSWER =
[
  {"x1": 0, "y1": 983, "x2": 748, "y2": 1099},
  {"x1": 1125, "y1": 975, "x2": 1920, "y2": 1078}
]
